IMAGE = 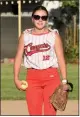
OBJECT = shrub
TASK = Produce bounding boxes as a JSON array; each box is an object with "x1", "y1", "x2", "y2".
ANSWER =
[{"x1": 65, "y1": 45, "x2": 79, "y2": 63}]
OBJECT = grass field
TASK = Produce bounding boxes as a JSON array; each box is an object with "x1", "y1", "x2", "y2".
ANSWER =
[{"x1": 1, "y1": 63, "x2": 78, "y2": 100}]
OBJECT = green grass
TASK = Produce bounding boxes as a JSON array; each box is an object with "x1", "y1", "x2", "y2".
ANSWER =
[
  {"x1": 1, "y1": 63, "x2": 26, "y2": 100},
  {"x1": 1, "y1": 63, "x2": 78, "y2": 100},
  {"x1": 66, "y1": 64, "x2": 78, "y2": 99}
]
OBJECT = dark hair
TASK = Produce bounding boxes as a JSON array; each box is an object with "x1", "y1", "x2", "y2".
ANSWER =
[{"x1": 32, "y1": 6, "x2": 48, "y2": 17}]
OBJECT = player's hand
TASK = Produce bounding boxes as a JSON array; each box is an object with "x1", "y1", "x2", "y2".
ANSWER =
[
  {"x1": 62, "y1": 84, "x2": 69, "y2": 91},
  {"x1": 14, "y1": 79, "x2": 22, "y2": 90}
]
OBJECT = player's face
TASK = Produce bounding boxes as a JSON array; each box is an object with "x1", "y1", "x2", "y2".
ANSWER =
[{"x1": 32, "y1": 10, "x2": 48, "y2": 30}]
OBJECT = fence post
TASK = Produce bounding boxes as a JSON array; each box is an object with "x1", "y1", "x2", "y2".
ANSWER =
[
  {"x1": 18, "y1": 0, "x2": 21, "y2": 38},
  {"x1": 76, "y1": 25, "x2": 79, "y2": 45},
  {"x1": 73, "y1": 15, "x2": 77, "y2": 47}
]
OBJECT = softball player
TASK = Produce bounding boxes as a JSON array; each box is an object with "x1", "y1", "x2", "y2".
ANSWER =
[{"x1": 14, "y1": 6, "x2": 68, "y2": 115}]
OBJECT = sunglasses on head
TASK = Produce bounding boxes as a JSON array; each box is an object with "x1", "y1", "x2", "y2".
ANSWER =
[{"x1": 33, "y1": 15, "x2": 48, "y2": 21}]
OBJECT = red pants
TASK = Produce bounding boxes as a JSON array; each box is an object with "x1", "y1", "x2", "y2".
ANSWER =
[{"x1": 26, "y1": 68, "x2": 61, "y2": 115}]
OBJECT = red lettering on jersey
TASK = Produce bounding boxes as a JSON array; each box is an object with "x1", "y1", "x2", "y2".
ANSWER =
[
  {"x1": 24, "y1": 43, "x2": 51, "y2": 56},
  {"x1": 43, "y1": 55, "x2": 50, "y2": 61}
]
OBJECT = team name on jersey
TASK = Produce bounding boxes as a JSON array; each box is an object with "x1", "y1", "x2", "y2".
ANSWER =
[{"x1": 24, "y1": 43, "x2": 51, "y2": 56}]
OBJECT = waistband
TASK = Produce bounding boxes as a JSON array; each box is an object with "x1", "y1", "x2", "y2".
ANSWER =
[
  {"x1": 27, "y1": 67, "x2": 58, "y2": 72},
  {"x1": 27, "y1": 67, "x2": 57, "y2": 70}
]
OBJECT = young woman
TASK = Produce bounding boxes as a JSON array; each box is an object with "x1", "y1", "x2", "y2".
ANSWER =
[{"x1": 14, "y1": 6, "x2": 68, "y2": 115}]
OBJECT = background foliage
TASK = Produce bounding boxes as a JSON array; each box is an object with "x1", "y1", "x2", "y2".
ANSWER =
[{"x1": 48, "y1": 0, "x2": 79, "y2": 63}]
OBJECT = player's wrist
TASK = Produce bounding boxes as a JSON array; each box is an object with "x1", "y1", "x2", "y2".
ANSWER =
[{"x1": 62, "y1": 79, "x2": 68, "y2": 84}]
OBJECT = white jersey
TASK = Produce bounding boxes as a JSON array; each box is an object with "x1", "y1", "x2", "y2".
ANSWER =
[{"x1": 23, "y1": 28, "x2": 59, "y2": 69}]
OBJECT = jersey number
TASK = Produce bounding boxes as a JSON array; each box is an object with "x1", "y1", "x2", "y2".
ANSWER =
[{"x1": 43, "y1": 55, "x2": 50, "y2": 61}]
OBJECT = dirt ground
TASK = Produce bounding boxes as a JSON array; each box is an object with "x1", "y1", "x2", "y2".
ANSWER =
[{"x1": 1, "y1": 100, "x2": 79, "y2": 116}]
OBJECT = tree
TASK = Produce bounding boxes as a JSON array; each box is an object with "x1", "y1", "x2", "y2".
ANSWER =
[{"x1": 61, "y1": 0, "x2": 79, "y2": 7}]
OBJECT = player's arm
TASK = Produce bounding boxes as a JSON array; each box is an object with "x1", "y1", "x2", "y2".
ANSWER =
[
  {"x1": 13, "y1": 33, "x2": 24, "y2": 89},
  {"x1": 54, "y1": 32, "x2": 67, "y2": 82}
]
